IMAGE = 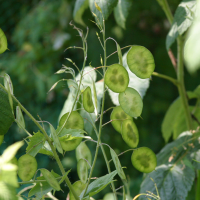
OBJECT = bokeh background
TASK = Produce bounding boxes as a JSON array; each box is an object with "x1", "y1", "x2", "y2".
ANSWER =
[{"x1": 1, "y1": 0, "x2": 200, "y2": 199}]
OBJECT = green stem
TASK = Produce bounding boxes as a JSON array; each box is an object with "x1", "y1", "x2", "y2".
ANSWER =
[
  {"x1": 156, "y1": 0, "x2": 173, "y2": 24},
  {"x1": 152, "y1": 72, "x2": 179, "y2": 86},
  {"x1": 196, "y1": 170, "x2": 200, "y2": 200},
  {"x1": 177, "y1": 37, "x2": 193, "y2": 130},
  {"x1": 89, "y1": 114, "x2": 118, "y2": 199},
  {"x1": 83, "y1": 19, "x2": 118, "y2": 200}
]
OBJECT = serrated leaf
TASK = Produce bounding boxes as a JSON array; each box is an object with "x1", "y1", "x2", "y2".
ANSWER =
[
  {"x1": 0, "y1": 28, "x2": 8, "y2": 54},
  {"x1": 73, "y1": 0, "x2": 89, "y2": 26},
  {"x1": 40, "y1": 169, "x2": 61, "y2": 191},
  {"x1": 184, "y1": 0, "x2": 200, "y2": 73},
  {"x1": 2, "y1": 141, "x2": 24, "y2": 163},
  {"x1": 89, "y1": 0, "x2": 118, "y2": 26},
  {"x1": 26, "y1": 131, "x2": 45, "y2": 157},
  {"x1": 114, "y1": 0, "x2": 132, "y2": 29},
  {"x1": 16, "y1": 106, "x2": 25, "y2": 129},
  {"x1": 57, "y1": 127, "x2": 89, "y2": 139},
  {"x1": 166, "y1": 0, "x2": 196, "y2": 50},
  {"x1": 139, "y1": 163, "x2": 195, "y2": 200},
  {"x1": 110, "y1": 148, "x2": 126, "y2": 181},
  {"x1": 80, "y1": 170, "x2": 117, "y2": 199},
  {"x1": 50, "y1": 124, "x2": 63, "y2": 155}
]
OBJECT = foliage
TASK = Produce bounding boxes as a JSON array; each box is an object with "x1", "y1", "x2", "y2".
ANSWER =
[{"x1": 1, "y1": 0, "x2": 200, "y2": 199}]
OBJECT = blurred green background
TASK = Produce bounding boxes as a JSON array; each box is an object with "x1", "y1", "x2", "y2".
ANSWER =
[{"x1": 1, "y1": 0, "x2": 200, "y2": 199}]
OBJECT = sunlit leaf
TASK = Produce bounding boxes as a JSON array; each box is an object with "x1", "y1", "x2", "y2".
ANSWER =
[{"x1": 0, "y1": 28, "x2": 8, "y2": 54}]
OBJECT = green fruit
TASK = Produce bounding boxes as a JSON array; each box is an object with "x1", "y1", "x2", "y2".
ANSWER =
[
  {"x1": 77, "y1": 159, "x2": 88, "y2": 184},
  {"x1": 83, "y1": 86, "x2": 94, "y2": 113},
  {"x1": 131, "y1": 147, "x2": 157, "y2": 173},
  {"x1": 119, "y1": 87, "x2": 143, "y2": 118},
  {"x1": 127, "y1": 46, "x2": 155, "y2": 79},
  {"x1": 0, "y1": 28, "x2": 7, "y2": 54},
  {"x1": 18, "y1": 154, "x2": 37, "y2": 181},
  {"x1": 110, "y1": 106, "x2": 132, "y2": 133},
  {"x1": 69, "y1": 180, "x2": 87, "y2": 200},
  {"x1": 105, "y1": 64, "x2": 129, "y2": 93},
  {"x1": 122, "y1": 120, "x2": 139, "y2": 148}
]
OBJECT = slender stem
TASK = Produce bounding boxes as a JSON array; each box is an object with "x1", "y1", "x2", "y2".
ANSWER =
[
  {"x1": 176, "y1": 37, "x2": 193, "y2": 130},
  {"x1": 156, "y1": 0, "x2": 173, "y2": 24},
  {"x1": 152, "y1": 72, "x2": 179, "y2": 86}
]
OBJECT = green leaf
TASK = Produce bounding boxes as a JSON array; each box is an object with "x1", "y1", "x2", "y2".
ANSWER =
[
  {"x1": 2, "y1": 141, "x2": 24, "y2": 163},
  {"x1": 110, "y1": 148, "x2": 126, "y2": 181},
  {"x1": 26, "y1": 131, "x2": 45, "y2": 157},
  {"x1": 0, "y1": 182, "x2": 17, "y2": 200},
  {"x1": 40, "y1": 169, "x2": 61, "y2": 191},
  {"x1": 50, "y1": 124, "x2": 63, "y2": 155},
  {"x1": 80, "y1": 170, "x2": 117, "y2": 199},
  {"x1": 16, "y1": 106, "x2": 25, "y2": 129},
  {"x1": 92, "y1": 77, "x2": 98, "y2": 117},
  {"x1": 161, "y1": 97, "x2": 181, "y2": 143},
  {"x1": 4, "y1": 74, "x2": 14, "y2": 114},
  {"x1": 0, "y1": 85, "x2": 17, "y2": 135},
  {"x1": 38, "y1": 141, "x2": 54, "y2": 157},
  {"x1": 73, "y1": 0, "x2": 89, "y2": 26},
  {"x1": 184, "y1": 0, "x2": 200, "y2": 73},
  {"x1": 166, "y1": 0, "x2": 196, "y2": 50},
  {"x1": 117, "y1": 43, "x2": 123, "y2": 65},
  {"x1": 0, "y1": 28, "x2": 8, "y2": 54},
  {"x1": 0, "y1": 169, "x2": 18, "y2": 188},
  {"x1": 57, "y1": 127, "x2": 89, "y2": 139},
  {"x1": 114, "y1": 0, "x2": 132, "y2": 29},
  {"x1": 0, "y1": 135, "x2": 4, "y2": 146},
  {"x1": 139, "y1": 163, "x2": 195, "y2": 200},
  {"x1": 89, "y1": 0, "x2": 118, "y2": 26}
]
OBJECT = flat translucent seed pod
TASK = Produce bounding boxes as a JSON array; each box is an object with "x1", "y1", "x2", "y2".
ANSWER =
[
  {"x1": 127, "y1": 46, "x2": 155, "y2": 79},
  {"x1": 59, "y1": 111, "x2": 84, "y2": 130},
  {"x1": 131, "y1": 147, "x2": 157, "y2": 173},
  {"x1": 76, "y1": 142, "x2": 92, "y2": 168},
  {"x1": 69, "y1": 180, "x2": 87, "y2": 200},
  {"x1": 122, "y1": 120, "x2": 139, "y2": 148},
  {"x1": 18, "y1": 154, "x2": 37, "y2": 181},
  {"x1": 77, "y1": 159, "x2": 88, "y2": 184},
  {"x1": 105, "y1": 64, "x2": 129, "y2": 93},
  {"x1": 110, "y1": 106, "x2": 132, "y2": 133},
  {"x1": 83, "y1": 87, "x2": 94, "y2": 113},
  {"x1": 59, "y1": 137, "x2": 83, "y2": 152},
  {"x1": 119, "y1": 87, "x2": 143, "y2": 118}
]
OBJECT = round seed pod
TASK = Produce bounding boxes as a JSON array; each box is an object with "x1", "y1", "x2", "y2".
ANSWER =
[
  {"x1": 76, "y1": 142, "x2": 92, "y2": 168},
  {"x1": 77, "y1": 159, "x2": 88, "y2": 184},
  {"x1": 105, "y1": 64, "x2": 129, "y2": 93},
  {"x1": 127, "y1": 46, "x2": 155, "y2": 79},
  {"x1": 119, "y1": 87, "x2": 143, "y2": 118},
  {"x1": 59, "y1": 111, "x2": 84, "y2": 130},
  {"x1": 131, "y1": 147, "x2": 157, "y2": 173},
  {"x1": 18, "y1": 154, "x2": 37, "y2": 181},
  {"x1": 59, "y1": 111, "x2": 84, "y2": 151},
  {"x1": 122, "y1": 120, "x2": 139, "y2": 148},
  {"x1": 69, "y1": 180, "x2": 87, "y2": 200},
  {"x1": 110, "y1": 106, "x2": 132, "y2": 133},
  {"x1": 83, "y1": 86, "x2": 94, "y2": 113}
]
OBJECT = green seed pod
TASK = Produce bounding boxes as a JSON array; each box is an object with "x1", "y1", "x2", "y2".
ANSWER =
[
  {"x1": 131, "y1": 147, "x2": 157, "y2": 173},
  {"x1": 110, "y1": 106, "x2": 132, "y2": 133},
  {"x1": 0, "y1": 28, "x2": 7, "y2": 54},
  {"x1": 59, "y1": 111, "x2": 84, "y2": 130},
  {"x1": 77, "y1": 159, "x2": 88, "y2": 184},
  {"x1": 105, "y1": 64, "x2": 129, "y2": 93},
  {"x1": 59, "y1": 111, "x2": 84, "y2": 151},
  {"x1": 76, "y1": 142, "x2": 92, "y2": 168},
  {"x1": 83, "y1": 86, "x2": 94, "y2": 113},
  {"x1": 59, "y1": 136, "x2": 83, "y2": 152},
  {"x1": 69, "y1": 180, "x2": 87, "y2": 200},
  {"x1": 18, "y1": 154, "x2": 37, "y2": 181},
  {"x1": 122, "y1": 120, "x2": 139, "y2": 148},
  {"x1": 119, "y1": 87, "x2": 143, "y2": 118},
  {"x1": 127, "y1": 45, "x2": 155, "y2": 79}
]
